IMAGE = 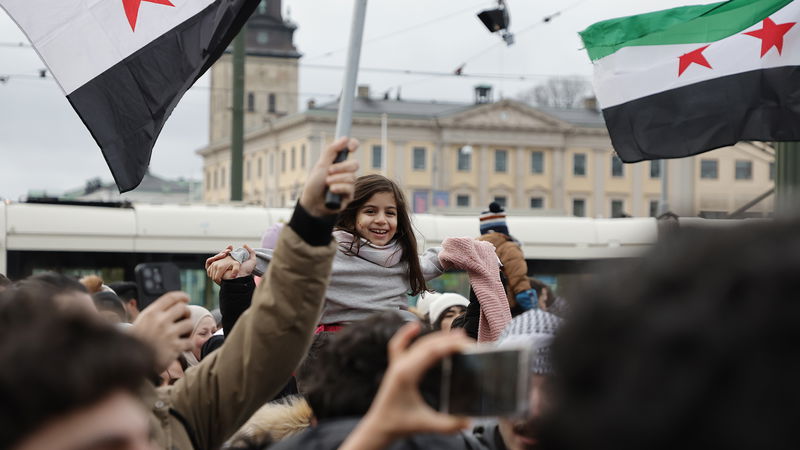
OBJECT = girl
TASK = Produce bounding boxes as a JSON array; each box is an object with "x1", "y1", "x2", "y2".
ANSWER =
[{"x1": 209, "y1": 174, "x2": 444, "y2": 327}]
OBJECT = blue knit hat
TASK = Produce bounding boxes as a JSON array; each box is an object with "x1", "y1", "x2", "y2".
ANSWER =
[{"x1": 479, "y1": 202, "x2": 510, "y2": 235}]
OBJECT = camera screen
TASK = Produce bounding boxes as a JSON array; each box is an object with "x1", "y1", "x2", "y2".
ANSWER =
[{"x1": 444, "y1": 348, "x2": 527, "y2": 417}]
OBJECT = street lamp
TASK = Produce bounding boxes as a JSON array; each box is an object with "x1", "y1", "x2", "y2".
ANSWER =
[{"x1": 477, "y1": 0, "x2": 514, "y2": 46}]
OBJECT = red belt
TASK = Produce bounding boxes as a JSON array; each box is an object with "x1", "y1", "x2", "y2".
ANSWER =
[{"x1": 315, "y1": 323, "x2": 345, "y2": 334}]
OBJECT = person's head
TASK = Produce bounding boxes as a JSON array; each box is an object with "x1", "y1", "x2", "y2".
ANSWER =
[
  {"x1": 497, "y1": 309, "x2": 563, "y2": 450},
  {"x1": 540, "y1": 221, "x2": 800, "y2": 450},
  {"x1": 480, "y1": 202, "x2": 510, "y2": 236},
  {"x1": 0, "y1": 292, "x2": 156, "y2": 450},
  {"x1": 527, "y1": 278, "x2": 554, "y2": 310},
  {"x1": 429, "y1": 293, "x2": 470, "y2": 331},
  {"x1": 92, "y1": 291, "x2": 128, "y2": 323},
  {"x1": 0, "y1": 273, "x2": 11, "y2": 292},
  {"x1": 336, "y1": 174, "x2": 427, "y2": 295},
  {"x1": 185, "y1": 305, "x2": 214, "y2": 363},
  {"x1": 107, "y1": 281, "x2": 140, "y2": 322},
  {"x1": 304, "y1": 312, "x2": 435, "y2": 421},
  {"x1": 14, "y1": 272, "x2": 95, "y2": 316},
  {"x1": 79, "y1": 274, "x2": 106, "y2": 294}
]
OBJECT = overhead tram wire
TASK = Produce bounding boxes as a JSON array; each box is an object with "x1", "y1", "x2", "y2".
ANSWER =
[
  {"x1": 304, "y1": 1, "x2": 487, "y2": 62},
  {"x1": 456, "y1": 0, "x2": 595, "y2": 68}
]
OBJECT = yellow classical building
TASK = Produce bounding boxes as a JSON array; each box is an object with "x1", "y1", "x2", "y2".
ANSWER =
[
  {"x1": 198, "y1": 0, "x2": 774, "y2": 218},
  {"x1": 199, "y1": 83, "x2": 774, "y2": 218}
]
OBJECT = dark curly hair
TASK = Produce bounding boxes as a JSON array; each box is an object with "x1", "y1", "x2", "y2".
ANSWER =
[
  {"x1": 304, "y1": 313, "x2": 437, "y2": 420},
  {"x1": 540, "y1": 221, "x2": 800, "y2": 450}
]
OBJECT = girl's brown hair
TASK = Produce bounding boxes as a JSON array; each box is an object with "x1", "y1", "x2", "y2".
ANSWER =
[{"x1": 335, "y1": 174, "x2": 427, "y2": 295}]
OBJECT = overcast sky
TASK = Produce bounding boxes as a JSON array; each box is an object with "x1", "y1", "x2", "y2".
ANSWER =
[{"x1": 0, "y1": 0, "x2": 701, "y2": 200}]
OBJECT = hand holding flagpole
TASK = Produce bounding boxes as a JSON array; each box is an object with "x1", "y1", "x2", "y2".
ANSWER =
[{"x1": 325, "y1": 0, "x2": 368, "y2": 210}]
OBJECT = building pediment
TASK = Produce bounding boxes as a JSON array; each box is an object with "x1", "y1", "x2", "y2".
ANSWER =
[{"x1": 439, "y1": 100, "x2": 569, "y2": 131}]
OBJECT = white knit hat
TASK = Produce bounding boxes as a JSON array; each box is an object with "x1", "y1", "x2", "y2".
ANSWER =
[
  {"x1": 428, "y1": 293, "x2": 470, "y2": 326},
  {"x1": 416, "y1": 291, "x2": 442, "y2": 318}
]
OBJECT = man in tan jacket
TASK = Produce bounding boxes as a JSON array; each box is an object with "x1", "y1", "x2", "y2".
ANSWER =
[{"x1": 3, "y1": 137, "x2": 359, "y2": 450}]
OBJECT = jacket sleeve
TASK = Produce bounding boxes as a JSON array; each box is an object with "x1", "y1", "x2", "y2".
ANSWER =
[
  {"x1": 419, "y1": 247, "x2": 445, "y2": 281},
  {"x1": 170, "y1": 208, "x2": 337, "y2": 449},
  {"x1": 218, "y1": 275, "x2": 256, "y2": 336},
  {"x1": 495, "y1": 240, "x2": 532, "y2": 297}
]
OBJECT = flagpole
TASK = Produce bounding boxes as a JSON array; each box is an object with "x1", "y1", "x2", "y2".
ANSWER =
[
  {"x1": 230, "y1": 31, "x2": 246, "y2": 202},
  {"x1": 324, "y1": 0, "x2": 368, "y2": 209}
]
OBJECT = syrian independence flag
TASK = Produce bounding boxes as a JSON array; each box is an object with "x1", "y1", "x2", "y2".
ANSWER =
[
  {"x1": 581, "y1": 0, "x2": 800, "y2": 162},
  {"x1": 0, "y1": 0, "x2": 259, "y2": 192}
]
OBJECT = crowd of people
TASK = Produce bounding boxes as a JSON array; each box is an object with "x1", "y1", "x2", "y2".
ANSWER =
[{"x1": 1, "y1": 137, "x2": 798, "y2": 450}]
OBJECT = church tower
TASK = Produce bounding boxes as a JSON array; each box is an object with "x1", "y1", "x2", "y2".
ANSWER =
[{"x1": 209, "y1": 0, "x2": 301, "y2": 143}]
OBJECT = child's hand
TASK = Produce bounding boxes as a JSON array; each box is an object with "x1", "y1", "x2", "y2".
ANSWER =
[
  {"x1": 207, "y1": 256, "x2": 241, "y2": 285},
  {"x1": 205, "y1": 245, "x2": 233, "y2": 270}
]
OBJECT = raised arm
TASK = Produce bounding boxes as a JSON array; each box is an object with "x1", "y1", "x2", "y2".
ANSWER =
[{"x1": 170, "y1": 137, "x2": 359, "y2": 449}]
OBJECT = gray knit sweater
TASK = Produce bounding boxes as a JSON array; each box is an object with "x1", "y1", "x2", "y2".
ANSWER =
[{"x1": 231, "y1": 244, "x2": 443, "y2": 324}]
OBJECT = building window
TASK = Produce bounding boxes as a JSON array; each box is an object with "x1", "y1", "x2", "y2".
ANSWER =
[
  {"x1": 301, "y1": 145, "x2": 306, "y2": 169},
  {"x1": 530, "y1": 197, "x2": 544, "y2": 209},
  {"x1": 268, "y1": 153, "x2": 274, "y2": 175},
  {"x1": 268, "y1": 93, "x2": 276, "y2": 113},
  {"x1": 649, "y1": 200, "x2": 659, "y2": 217},
  {"x1": 247, "y1": 92, "x2": 255, "y2": 112},
  {"x1": 573, "y1": 153, "x2": 587, "y2": 176},
  {"x1": 257, "y1": 157, "x2": 263, "y2": 178},
  {"x1": 257, "y1": 31, "x2": 269, "y2": 44},
  {"x1": 258, "y1": 0, "x2": 267, "y2": 15},
  {"x1": 611, "y1": 155, "x2": 624, "y2": 177},
  {"x1": 611, "y1": 199, "x2": 625, "y2": 218},
  {"x1": 291, "y1": 147, "x2": 296, "y2": 170},
  {"x1": 413, "y1": 147, "x2": 426, "y2": 170},
  {"x1": 735, "y1": 160, "x2": 752, "y2": 180},
  {"x1": 700, "y1": 159, "x2": 718, "y2": 179},
  {"x1": 246, "y1": 160, "x2": 251, "y2": 181},
  {"x1": 372, "y1": 145, "x2": 383, "y2": 169},
  {"x1": 572, "y1": 199, "x2": 586, "y2": 217},
  {"x1": 650, "y1": 160, "x2": 661, "y2": 178},
  {"x1": 220, "y1": 167, "x2": 226, "y2": 188},
  {"x1": 457, "y1": 146, "x2": 472, "y2": 171},
  {"x1": 456, "y1": 194, "x2": 470, "y2": 208},
  {"x1": 531, "y1": 151, "x2": 544, "y2": 174},
  {"x1": 493, "y1": 196, "x2": 507, "y2": 209},
  {"x1": 281, "y1": 151, "x2": 286, "y2": 173},
  {"x1": 211, "y1": 170, "x2": 217, "y2": 190},
  {"x1": 770, "y1": 161, "x2": 776, "y2": 180},
  {"x1": 495, "y1": 149, "x2": 508, "y2": 173}
]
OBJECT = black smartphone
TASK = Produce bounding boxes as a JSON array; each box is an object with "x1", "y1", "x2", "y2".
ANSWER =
[
  {"x1": 134, "y1": 262, "x2": 181, "y2": 310},
  {"x1": 439, "y1": 346, "x2": 531, "y2": 417}
]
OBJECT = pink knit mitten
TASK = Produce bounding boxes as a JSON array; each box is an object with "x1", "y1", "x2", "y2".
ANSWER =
[{"x1": 441, "y1": 238, "x2": 512, "y2": 342}]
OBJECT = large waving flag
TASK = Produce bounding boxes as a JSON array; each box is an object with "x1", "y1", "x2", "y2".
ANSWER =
[
  {"x1": 0, "y1": 0, "x2": 259, "y2": 192},
  {"x1": 581, "y1": 0, "x2": 800, "y2": 162}
]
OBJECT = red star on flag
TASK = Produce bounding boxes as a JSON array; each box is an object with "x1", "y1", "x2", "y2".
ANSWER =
[
  {"x1": 744, "y1": 17, "x2": 796, "y2": 57},
  {"x1": 123, "y1": 0, "x2": 175, "y2": 32},
  {"x1": 678, "y1": 45, "x2": 712, "y2": 76}
]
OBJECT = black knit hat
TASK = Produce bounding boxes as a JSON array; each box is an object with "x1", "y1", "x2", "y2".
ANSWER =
[{"x1": 479, "y1": 202, "x2": 510, "y2": 236}]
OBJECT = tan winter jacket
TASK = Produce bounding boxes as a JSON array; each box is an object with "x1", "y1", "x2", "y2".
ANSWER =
[
  {"x1": 142, "y1": 225, "x2": 336, "y2": 449},
  {"x1": 477, "y1": 232, "x2": 532, "y2": 308}
]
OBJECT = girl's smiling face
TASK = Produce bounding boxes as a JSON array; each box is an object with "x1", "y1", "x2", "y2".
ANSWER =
[{"x1": 356, "y1": 192, "x2": 398, "y2": 246}]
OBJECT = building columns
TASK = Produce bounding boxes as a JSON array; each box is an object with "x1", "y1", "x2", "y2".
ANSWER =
[
  {"x1": 551, "y1": 148, "x2": 565, "y2": 214},
  {"x1": 393, "y1": 141, "x2": 406, "y2": 187},
  {"x1": 632, "y1": 161, "x2": 644, "y2": 216},
  {"x1": 593, "y1": 148, "x2": 606, "y2": 217},
  {"x1": 515, "y1": 146, "x2": 526, "y2": 209},
  {"x1": 479, "y1": 145, "x2": 490, "y2": 206}
]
